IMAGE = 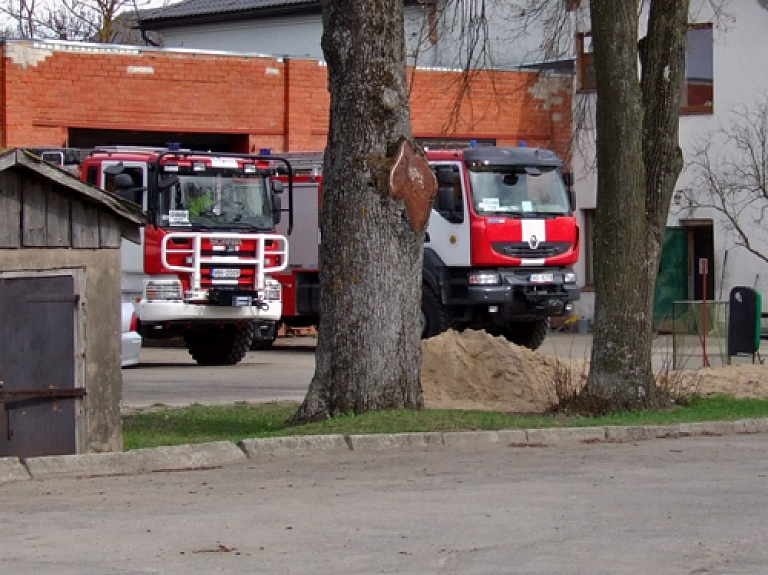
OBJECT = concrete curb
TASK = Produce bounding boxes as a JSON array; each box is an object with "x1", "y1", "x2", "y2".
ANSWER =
[
  {"x1": 4, "y1": 418, "x2": 768, "y2": 485},
  {"x1": 22, "y1": 441, "x2": 247, "y2": 481},
  {"x1": 239, "y1": 434, "x2": 349, "y2": 457},
  {"x1": 442, "y1": 429, "x2": 528, "y2": 447},
  {"x1": 0, "y1": 456, "x2": 31, "y2": 484},
  {"x1": 346, "y1": 431, "x2": 444, "y2": 451}
]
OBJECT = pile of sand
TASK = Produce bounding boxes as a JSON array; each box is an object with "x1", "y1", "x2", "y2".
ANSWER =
[
  {"x1": 420, "y1": 329, "x2": 768, "y2": 413},
  {"x1": 420, "y1": 329, "x2": 586, "y2": 413}
]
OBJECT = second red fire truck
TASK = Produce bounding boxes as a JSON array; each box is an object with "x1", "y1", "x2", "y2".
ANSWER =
[{"x1": 270, "y1": 144, "x2": 580, "y2": 350}]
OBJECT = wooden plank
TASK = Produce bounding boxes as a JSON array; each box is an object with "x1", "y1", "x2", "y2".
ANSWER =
[
  {"x1": 22, "y1": 177, "x2": 47, "y2": 247},
  {"x1": 99, "y1": 212, "x2": 121, "y2": 248},
  {"x1": 46, "y1": 186, "x2": 72, "y2": 247},
  {"x1": 17, "y1": 150, "x2": 147, "y2": 229},
  {"x1": 0, "y1": 172, "x2": 21, "y2": 248},
  {"x1": 71, "y1": 200, "x2": 100, "y2": 249}
]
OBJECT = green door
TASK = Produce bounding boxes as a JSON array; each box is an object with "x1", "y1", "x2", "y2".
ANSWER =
[{"x1": 654, "y1": 227, "x2": 688, "y2": 330}]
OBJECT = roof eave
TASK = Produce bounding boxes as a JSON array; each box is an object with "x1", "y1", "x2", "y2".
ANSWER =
[
  {"x1": 139, "y1": 4, "x2": 321, "y2": 30},
  {"x1": 138, "y1": 0, "x2": 427, "y2": 30},
  {"x1": 12, "y1": 150, "x2": 148, "y2": 234}
]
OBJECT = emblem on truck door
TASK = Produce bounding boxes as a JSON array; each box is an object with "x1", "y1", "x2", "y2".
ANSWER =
[{"x1": 528, "y1": 234, "x2": 540, "y2": 250}]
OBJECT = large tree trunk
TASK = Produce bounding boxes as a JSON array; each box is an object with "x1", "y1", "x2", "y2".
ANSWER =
[
  {"x1": 584, "y1": 0, "x2": 688, "y2": 411},
  {"x1": 289, "y1": 0, "x2": 433, "y2": 423},
  {"x1": 640, "y1": 0, "x2": 689, "y2": 266}
]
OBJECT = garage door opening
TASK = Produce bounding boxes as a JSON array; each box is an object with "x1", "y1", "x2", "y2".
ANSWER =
[{"x1": 68, "y1": 128, "x2": 250, "y2": 154}]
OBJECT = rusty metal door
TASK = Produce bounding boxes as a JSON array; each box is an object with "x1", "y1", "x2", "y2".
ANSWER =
[{"x1": 0, "y1": 275, "x2": 84, "y2": 458}]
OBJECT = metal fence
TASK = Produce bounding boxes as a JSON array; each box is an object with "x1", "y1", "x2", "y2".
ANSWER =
[{"x1": 671, "y1": 300, "x2": 730, "y2": 369}]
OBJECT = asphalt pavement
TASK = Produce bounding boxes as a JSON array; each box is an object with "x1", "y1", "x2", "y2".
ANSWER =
[
  {"x1": 4, "y1": 331, "x2": 768, "y2": 573},
  {"x1": 4, "y1": 433, "x2": 768, "y2": 574},
  {"x1": 121, "y1": 340, "x2": 316, "y2": 409},
  {"x1": 121, "y1": 331, "x2": 681, "y2": 410}
]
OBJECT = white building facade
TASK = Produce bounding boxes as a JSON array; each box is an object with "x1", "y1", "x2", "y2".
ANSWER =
[
  {"x1": 141, "y1": 1, "x2": 565, "y2": 70},
  {"x1": 569, "y1": 0, "x2": 768, "y2": 328}
]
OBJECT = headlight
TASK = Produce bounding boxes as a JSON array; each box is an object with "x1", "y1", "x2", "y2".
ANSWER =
[
  {"x1": 144, "y1": 279, "x2": 183, "y2": 301},
  {"x1": 468, "y1": 271, "x2": 501, "y2": 286},
  {"x1": 564, "y1": 271, "x2": 577, "y2": 284}
]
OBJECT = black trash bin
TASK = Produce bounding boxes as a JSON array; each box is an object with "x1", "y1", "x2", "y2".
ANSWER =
[{"x1": 728, "y1": 286, "x2": 762, "y2": 360}]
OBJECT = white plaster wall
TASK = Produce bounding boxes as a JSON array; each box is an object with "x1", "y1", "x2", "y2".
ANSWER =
[
  {"x1": 158, "y1": 15, "x2": 322, "y2": 58},
  {"x1": 675, "y1": 0, "x2": 768, "y2": 307},
  {"x1": 422, "y1": 1, "x2": 573, "y2": 69},
  {"x1": 570, "y1": 102, "x2": 597, "y2": 322},
  {"x1": 154, "y1": 2, "x2": 564, "y2": 69},
  {"x1": 156, "y1": 8, "x2": 443, "y2": 66},
  {"x1": 570, "y1": 0, "x2": 768, "y2": 321}
]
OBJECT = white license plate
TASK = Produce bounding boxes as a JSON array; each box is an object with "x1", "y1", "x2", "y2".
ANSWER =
[
  {"x1": 211, "y1": 268, "x2": 241, "y2": 279},
  {"x1": 530, "y1": 273, "x2": 555, "y2": 284}
]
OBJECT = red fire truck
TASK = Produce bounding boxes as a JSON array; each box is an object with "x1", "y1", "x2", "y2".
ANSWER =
[
  {"x1": 269, "y1": 145, "x2": 580, "y2": 350},
  {"x1": 79, "y1": 146, "x2": 294, "y2": 365}
]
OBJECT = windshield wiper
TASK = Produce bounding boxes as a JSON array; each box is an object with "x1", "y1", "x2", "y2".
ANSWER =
[
  {"x1": 484, "y1": 210, "x2": 569, "y2": 219},
  {"x1": 482, "y1": 210, "x2": 525, "y2": 217},
  {"x1": 224, "y1": 221, "x2": 271, "y2": 231}
]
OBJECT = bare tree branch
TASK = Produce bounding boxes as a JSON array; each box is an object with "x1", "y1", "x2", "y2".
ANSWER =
[
  {"x1": 0, "y1": 0, "x2": 170, "y2": 42},
  {"x1": 687, "y1": 99, "x2": 768, "y2": 264}
]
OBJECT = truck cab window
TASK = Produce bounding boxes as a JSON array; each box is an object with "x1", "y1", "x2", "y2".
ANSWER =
[
  {"x1": 469, "y1": 167, "x2": 570, "y2": 216},
  {"x1": 433, "y1": 165, "x2": 464, "y2": 223},
  {"x1": 159, "y1": 172, "x2": 273, "y2": 230}
]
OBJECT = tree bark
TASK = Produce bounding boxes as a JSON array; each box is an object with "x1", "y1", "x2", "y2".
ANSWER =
[
  {"x1": 289, "y1": 0, "x2": 432, "y2": 423},
  {"x1": 584, "y1": 0, "x2": 689, "y2": 411}
]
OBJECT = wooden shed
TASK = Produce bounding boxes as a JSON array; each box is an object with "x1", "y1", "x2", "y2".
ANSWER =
[{"x1": 0, "y1": 148, "x2": 146, "y2": 457}]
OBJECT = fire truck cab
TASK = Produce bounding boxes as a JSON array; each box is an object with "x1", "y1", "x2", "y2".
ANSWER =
[
  {"x1": 424, "y1": 145, "x2": 580, "y2": 349},
  {"x1": 272, "y1": 145, "x2": 579, "y2": 350}
]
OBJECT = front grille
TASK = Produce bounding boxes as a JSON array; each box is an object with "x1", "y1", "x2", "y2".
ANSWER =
[{"x1": 492, "y1": 242, "x2": 570, "y2": 259}]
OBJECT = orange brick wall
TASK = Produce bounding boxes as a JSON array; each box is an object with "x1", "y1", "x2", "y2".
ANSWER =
[
  {"x1": 2, "y1": 41, "x2": 571, "y2": 161},
  {"x1": 409, "y1": 68, "x2": 572, "y2": 161}
]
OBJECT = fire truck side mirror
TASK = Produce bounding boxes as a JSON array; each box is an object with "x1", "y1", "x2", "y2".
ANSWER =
[
  {"x1": 562, "y1": 171, "x2": 576, "y2": 212},
  {"x1": 113, "y1": 174, "x2": 144, "y2": 205},
  {"x1": 272, "y1": 194, "x2": 282, "y2": 225},
  {"x1": 158, "y1": 175, "x2": 179, "y2": 189},
  {"x1": 116, "y1": 187, "x2": 144, "y2": 205},
  {"x1": 436, "y1": 186, "x2": 455, "y2": 213},
  {"x1": 436, "y1": 168, "x2": 455, "y2": 186},
  {"x1": 271, "y1": 179, "x2": 284, "y2": 194},
  {"x1": 104, "y1": 164, "x2": 124, "y2": 176},
  {"x1": 113, "y1": 173, "x2": 134, "y2": 189}
]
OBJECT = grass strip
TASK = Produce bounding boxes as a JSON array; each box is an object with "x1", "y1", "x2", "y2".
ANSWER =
[{"x1": 122, "y1": 395, "x2": 768, "y2": 450}]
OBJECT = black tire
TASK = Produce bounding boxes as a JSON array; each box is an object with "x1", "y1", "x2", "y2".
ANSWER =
[
  {"x1": 184, "y1": 323, "x2": 252, "y2": 366},
  {"x1": 502, "y1": 317, "x2": 550, "y2": 351},
  {"x1": 249, "y1": 321, "x2": 278, "y2": 350},
  {"x1": 250, "y1": 337, "x2": 275, "y2": 351},
  {"x1": 421, "y1": 286, "x2": 450, "y2": 339}
]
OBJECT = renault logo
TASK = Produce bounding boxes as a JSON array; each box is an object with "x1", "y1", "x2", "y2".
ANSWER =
[{"x1": 528, "y1": 234, "x2": 540, "y2": 250}]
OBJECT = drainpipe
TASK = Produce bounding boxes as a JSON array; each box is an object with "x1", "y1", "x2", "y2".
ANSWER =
[
  {"x1": 719, "y1": 249, "x2": 728, "y2": 300},
  {"x1": 1, "y1": 37, "x2": 7, "y2": 148},
  {"x1": 283, "y1": 57, "x2": 291, "y2": 152},
  {"x1": 132, "y1": 0, "x2": 161, "y2": 47}
]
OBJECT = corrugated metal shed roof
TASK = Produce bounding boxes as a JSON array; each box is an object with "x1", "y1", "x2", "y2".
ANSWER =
[{"x1": 140, "y1": 0, "x2": 319, "y2": 23}]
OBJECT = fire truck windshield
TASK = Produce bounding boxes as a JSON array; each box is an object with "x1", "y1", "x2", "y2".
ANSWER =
[
  {"x1": 468, "y1": 166, "x2": 570, "y2": 217},
  {"x1": 158, "y1": 173, "x2": 274, "y2": 230}
]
